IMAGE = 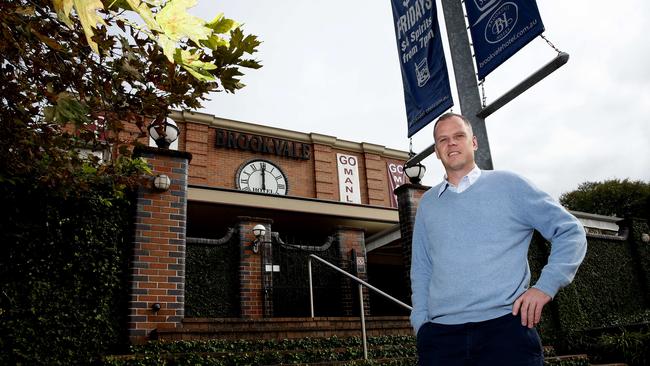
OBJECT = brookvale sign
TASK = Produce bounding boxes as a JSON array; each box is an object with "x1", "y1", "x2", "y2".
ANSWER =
[{"x1": 215, "y1": 129, "x2": 311, "y2": 160}]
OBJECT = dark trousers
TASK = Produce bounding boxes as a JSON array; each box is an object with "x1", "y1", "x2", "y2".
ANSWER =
[{"x1": 416, "y1": 313, "x2": 543, "y2": 366}]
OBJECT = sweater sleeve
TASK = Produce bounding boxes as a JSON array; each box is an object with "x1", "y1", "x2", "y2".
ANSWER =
[
  {"x1": 410, "y1": 201, "x2": 433, "y2": 334},
  {"x1": 516, "y1": 175, "x2": 587, "y2": 298}
]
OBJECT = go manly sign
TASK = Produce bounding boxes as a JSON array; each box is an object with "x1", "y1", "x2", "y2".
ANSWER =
[
  {"x1": 215, "y1": 129, "x2": 311, "y2": 160},
  {"x1": 465, "y1": 0, "x2": 545, "y2": 80},
  {"x1": 390, "y1": 0, "x2": 453, "y2": 138}
]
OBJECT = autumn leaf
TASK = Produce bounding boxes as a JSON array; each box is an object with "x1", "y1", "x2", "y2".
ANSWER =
[
  {"x1": 207, "y1": 13, "x2": 239, "y2": 34},
  {"x1": 53, "y1": 0, "x2": 106, "y2": 53},
  {"x1": 123, "y1": 0, "x2": 162, "y2": 32},
  {"x1": 52, "y1": 0, "x2": 74, "y2": 27},
  {"x1": 155, "y1": 0, "x2": 211, "y2": 43},
  {"x1": 175, "y1": 49, "x2": 217, "y2": 81}
]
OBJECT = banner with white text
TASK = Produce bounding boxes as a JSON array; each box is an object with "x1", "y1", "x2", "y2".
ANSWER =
[
  {"x1": 390, "y1": 0, "x2": 453, "y2": 137},
  {"x1": 465, "y1": 0, "x2": 545, "y2": 80},
  {"x1": 336, "y1": 154, "x2": 361, "y2": 204},
  {"x1": 387, "y1": 162, "x2": 406, "y2": 208}
]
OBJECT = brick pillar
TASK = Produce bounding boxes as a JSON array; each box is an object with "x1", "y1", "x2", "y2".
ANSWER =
[
  {"x1": 337, "y1": 227, "x2": 370, "y2": 316},
  {"x1": 237, "y1": 217, "x2": 273, "y2": 318},
  {"x1": 311, "y1": 137, "x2": 336, "y2": 200},
  {"x1": 395, "y1": 183, "x2": 429, "y2": 298},
  {"x1": 363, "y1": 152, "x2": 386, "y2": 206},
  {"x1": 129, "y1": 146, "x2": 192, "y2": 344}
]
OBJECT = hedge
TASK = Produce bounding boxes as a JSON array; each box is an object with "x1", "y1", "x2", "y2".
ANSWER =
[
  {"x1": 0, "y1": 177, "x2": 134, "y2": 365},
  {"x1": 528, "y1": 219, "x2": 650, "y2": 365}
]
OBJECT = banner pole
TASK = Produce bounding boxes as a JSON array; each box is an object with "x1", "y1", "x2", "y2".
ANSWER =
[{"x1": 440, "y1": 0, "x2": 494, "y2": 170}]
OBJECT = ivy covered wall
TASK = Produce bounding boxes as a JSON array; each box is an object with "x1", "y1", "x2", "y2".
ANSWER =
[
  {"x1": 0, "y1": 180, "x2": 134, "y2": 365},
  {"x1": 530, "y1": 218, "x2": 650, "y2": 348}
]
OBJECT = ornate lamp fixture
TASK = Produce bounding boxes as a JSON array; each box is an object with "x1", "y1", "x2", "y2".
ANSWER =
[
  {"x1": 251, "y1": 224, "x2": 267, "y2": 253},
  {"x1": 404, "y1": 162, "x2": 426, "y2": 184},
  {"x1": 148, "y1": 117, "x2": 179, "y2": 149}
]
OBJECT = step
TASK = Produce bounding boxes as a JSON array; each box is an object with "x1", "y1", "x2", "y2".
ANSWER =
[
  {"x1": 281, "y1": 357, "x2": 417, "y2": 365},
  {"x1": 156, "y1": 316, "x2": 412, "y2": 341},
  {"x1": 104, "y1": 343, "x2": 416, "y2": 365},
  {"x1": 544, "y1": 354, "x2": 590, "y2": 366}
]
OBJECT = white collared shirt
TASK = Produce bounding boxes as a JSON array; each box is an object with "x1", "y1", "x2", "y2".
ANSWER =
[{"x1": 438, "y1": 165, "x2": 482, "y2": 197}]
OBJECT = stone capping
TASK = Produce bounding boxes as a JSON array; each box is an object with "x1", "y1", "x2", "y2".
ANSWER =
[
  {"x1": 172, "y1": 110, "x2": 409, "y2": 160},
  {"x1": 393, "y1": 183, "x2": 431, "y2": 195},
  {"x1": 133, "y1": 145, "x2": 193, "y2": 161},
  {"x1": 237, "y1": 216, "x2": 274, "y2": 224}
]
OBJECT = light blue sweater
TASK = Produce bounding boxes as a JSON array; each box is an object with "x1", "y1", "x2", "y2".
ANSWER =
[{"x1": 410, "y1": 170, "x2": 587, "y2": 332}]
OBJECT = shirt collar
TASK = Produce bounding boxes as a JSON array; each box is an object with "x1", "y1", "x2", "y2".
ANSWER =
[{"x1": 438, "y1": 165, "x2": 482, "y2": 197}]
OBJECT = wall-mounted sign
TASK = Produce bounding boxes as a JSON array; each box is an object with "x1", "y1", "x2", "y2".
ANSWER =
[
  {"x1": 387, "y1": 162, "x2": 405, "y2": 208},
  {"x1": 465, "y1": 0, "x2": 545, "y2": 80},
  {"x1": 336, "y1": 154, "x2": 361, "y2": 204},
  {"x1": 216, "y1": 129, "x2": 311, "y2": 160},
  {"x1": 390, "y1": 0, "x2": 454, "y2": 137}
]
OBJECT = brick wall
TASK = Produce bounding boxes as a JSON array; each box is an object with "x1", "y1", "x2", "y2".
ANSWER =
[
  {"x1": 314, "y1": 143, "x2": 336, "y2": 200},
  {"x1": 188, "y1": 124, "x2": 316, "y2": 198},
  {"x1": 337, "y1": 227, "x2": 370, "y2": 316},
  {"x1": 237, "y1": 217, "x2": 273, "y2": 318},
  {"x1": 177, "y1": 120, "x2": 406, "y2": 207},
  {"x1": 129, "y1": 146, "x2": 191, "y2": 344},
  {"x1": 363, "y1": 152, "x2": 386, "y2": 206}
]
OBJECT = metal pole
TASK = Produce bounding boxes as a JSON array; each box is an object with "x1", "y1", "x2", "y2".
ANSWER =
[
  {"x1": 309, "y1": 254, "x2": 412, "y2": 311},
  {"x1": 359, "y1": 284, "x2": 368, "y2": 360},
  {"x1": 308, "y1": 257, "x2": 315, "y2": 318},
  {"x1": 441, "y1": 0, "x2": 493, "y2": 170}
]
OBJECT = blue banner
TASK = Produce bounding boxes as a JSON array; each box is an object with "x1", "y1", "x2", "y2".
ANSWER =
[
  {"x1": 465, "y1": 0, "x2": 545, "y2": 80},
  {"x1": 390, "y1": 0, "x2": 453, "y2": 138}
]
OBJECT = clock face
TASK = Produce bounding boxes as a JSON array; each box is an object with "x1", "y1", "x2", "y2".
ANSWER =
[{"x1": 236, "y1": 160, "x2": 288, "y2": 195}]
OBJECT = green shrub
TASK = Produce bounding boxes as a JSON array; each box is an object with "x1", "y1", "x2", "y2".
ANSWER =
[{"x1": 0, "y1": 162, "x2": 140, "y2": 365}]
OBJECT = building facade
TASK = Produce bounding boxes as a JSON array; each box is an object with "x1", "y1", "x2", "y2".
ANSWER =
[{"x1": 127, "y1": 111, "x2": 411, "y2": 342}]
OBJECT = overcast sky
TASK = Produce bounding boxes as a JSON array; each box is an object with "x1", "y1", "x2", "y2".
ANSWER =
[{"x1": 190, "y1": 0, "x2": 650, "y2": 199}]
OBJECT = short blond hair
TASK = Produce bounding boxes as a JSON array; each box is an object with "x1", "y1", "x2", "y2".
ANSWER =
[{"x1": 433, "y1": 112, "x2": 474, "y2": 138}]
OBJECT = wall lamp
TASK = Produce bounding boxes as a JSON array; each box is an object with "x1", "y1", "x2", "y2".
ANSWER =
[
  {"x1": 251, "y1": 224, "x2": 270, "y2": 254},
  {"x1": 153, "y1": 174, "x2": 171, "y2": 191},
  {"x1": 148, "y1": 117, "x2": 179, "y2": 149}
]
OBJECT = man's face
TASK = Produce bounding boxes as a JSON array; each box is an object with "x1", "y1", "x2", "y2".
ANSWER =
[{"x1": 433, "y1": 116, "x2": 478, "y2": 173}]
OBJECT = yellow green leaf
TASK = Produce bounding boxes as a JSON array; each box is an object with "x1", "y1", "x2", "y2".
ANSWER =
[
  {"x1": 124, "y1": 0, "x2": 162, "y2": 32},
  {"x1": 155, "y1": 0, "x2": 211, "y2": 44},
  {"x1": 181, "y1": 64, "x2": 216, "y2": 81},
  {"x1": 157, "y1": 34, "x2": 177, "y2": 62},
  {"x1": 207, "y1": 13, "x2": 239, "y2": 34},
  {"x1": 179, "y1": 51, "x2": 217, "y2": 70},
  {"x1": 201, "y1": 35, "x2": 229, "y2": 50},
  {"x1": 52, "y1": 0, "x2": 74, "y2": 28},
  {"x1": 72, "y1": 0, "x2": 107, "y2": 53}
]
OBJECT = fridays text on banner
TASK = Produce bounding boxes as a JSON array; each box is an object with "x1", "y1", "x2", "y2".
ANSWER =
[
  {"x1": 390, "y1": 0, "x2": 453, "y2": 138},
  {"x1": 465, "y1": 0, "x2": 545, "y2": 80}
]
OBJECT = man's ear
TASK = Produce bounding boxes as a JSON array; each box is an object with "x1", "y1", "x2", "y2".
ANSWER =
[
  {"x1": 434, "y1": 144, "x2": 440, "y2": 159},
  {"x1": 472, "y1": 136, "x2": 478, "y2": 151}
]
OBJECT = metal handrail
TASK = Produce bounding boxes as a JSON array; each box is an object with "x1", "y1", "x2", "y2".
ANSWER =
[{"x1": 307, "y1": 254, "x2": 412, "y2": 360}]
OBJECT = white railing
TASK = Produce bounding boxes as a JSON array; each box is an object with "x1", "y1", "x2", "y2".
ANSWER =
[{"x1": 307, "y1": 254, "x2": 412, "y2": 360}]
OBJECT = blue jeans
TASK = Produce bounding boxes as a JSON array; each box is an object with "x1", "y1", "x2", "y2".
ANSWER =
[{"x1": 416, "y1": 313, "x2": 544, "y2": 366}]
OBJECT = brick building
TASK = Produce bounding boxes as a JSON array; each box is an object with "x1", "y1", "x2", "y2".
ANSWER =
[{"x1": 128, "y1": 111, "x2": 412, "y2": 342}]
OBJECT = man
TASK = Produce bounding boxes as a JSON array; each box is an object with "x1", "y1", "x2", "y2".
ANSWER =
[{"x1": 410, "y1": 113, "x2": 587, "y2": 366}]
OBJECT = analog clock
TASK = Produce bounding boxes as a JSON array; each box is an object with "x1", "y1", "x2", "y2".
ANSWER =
[{"x1": 236, "y1": 159, "x2": 288, "y2": 195}]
